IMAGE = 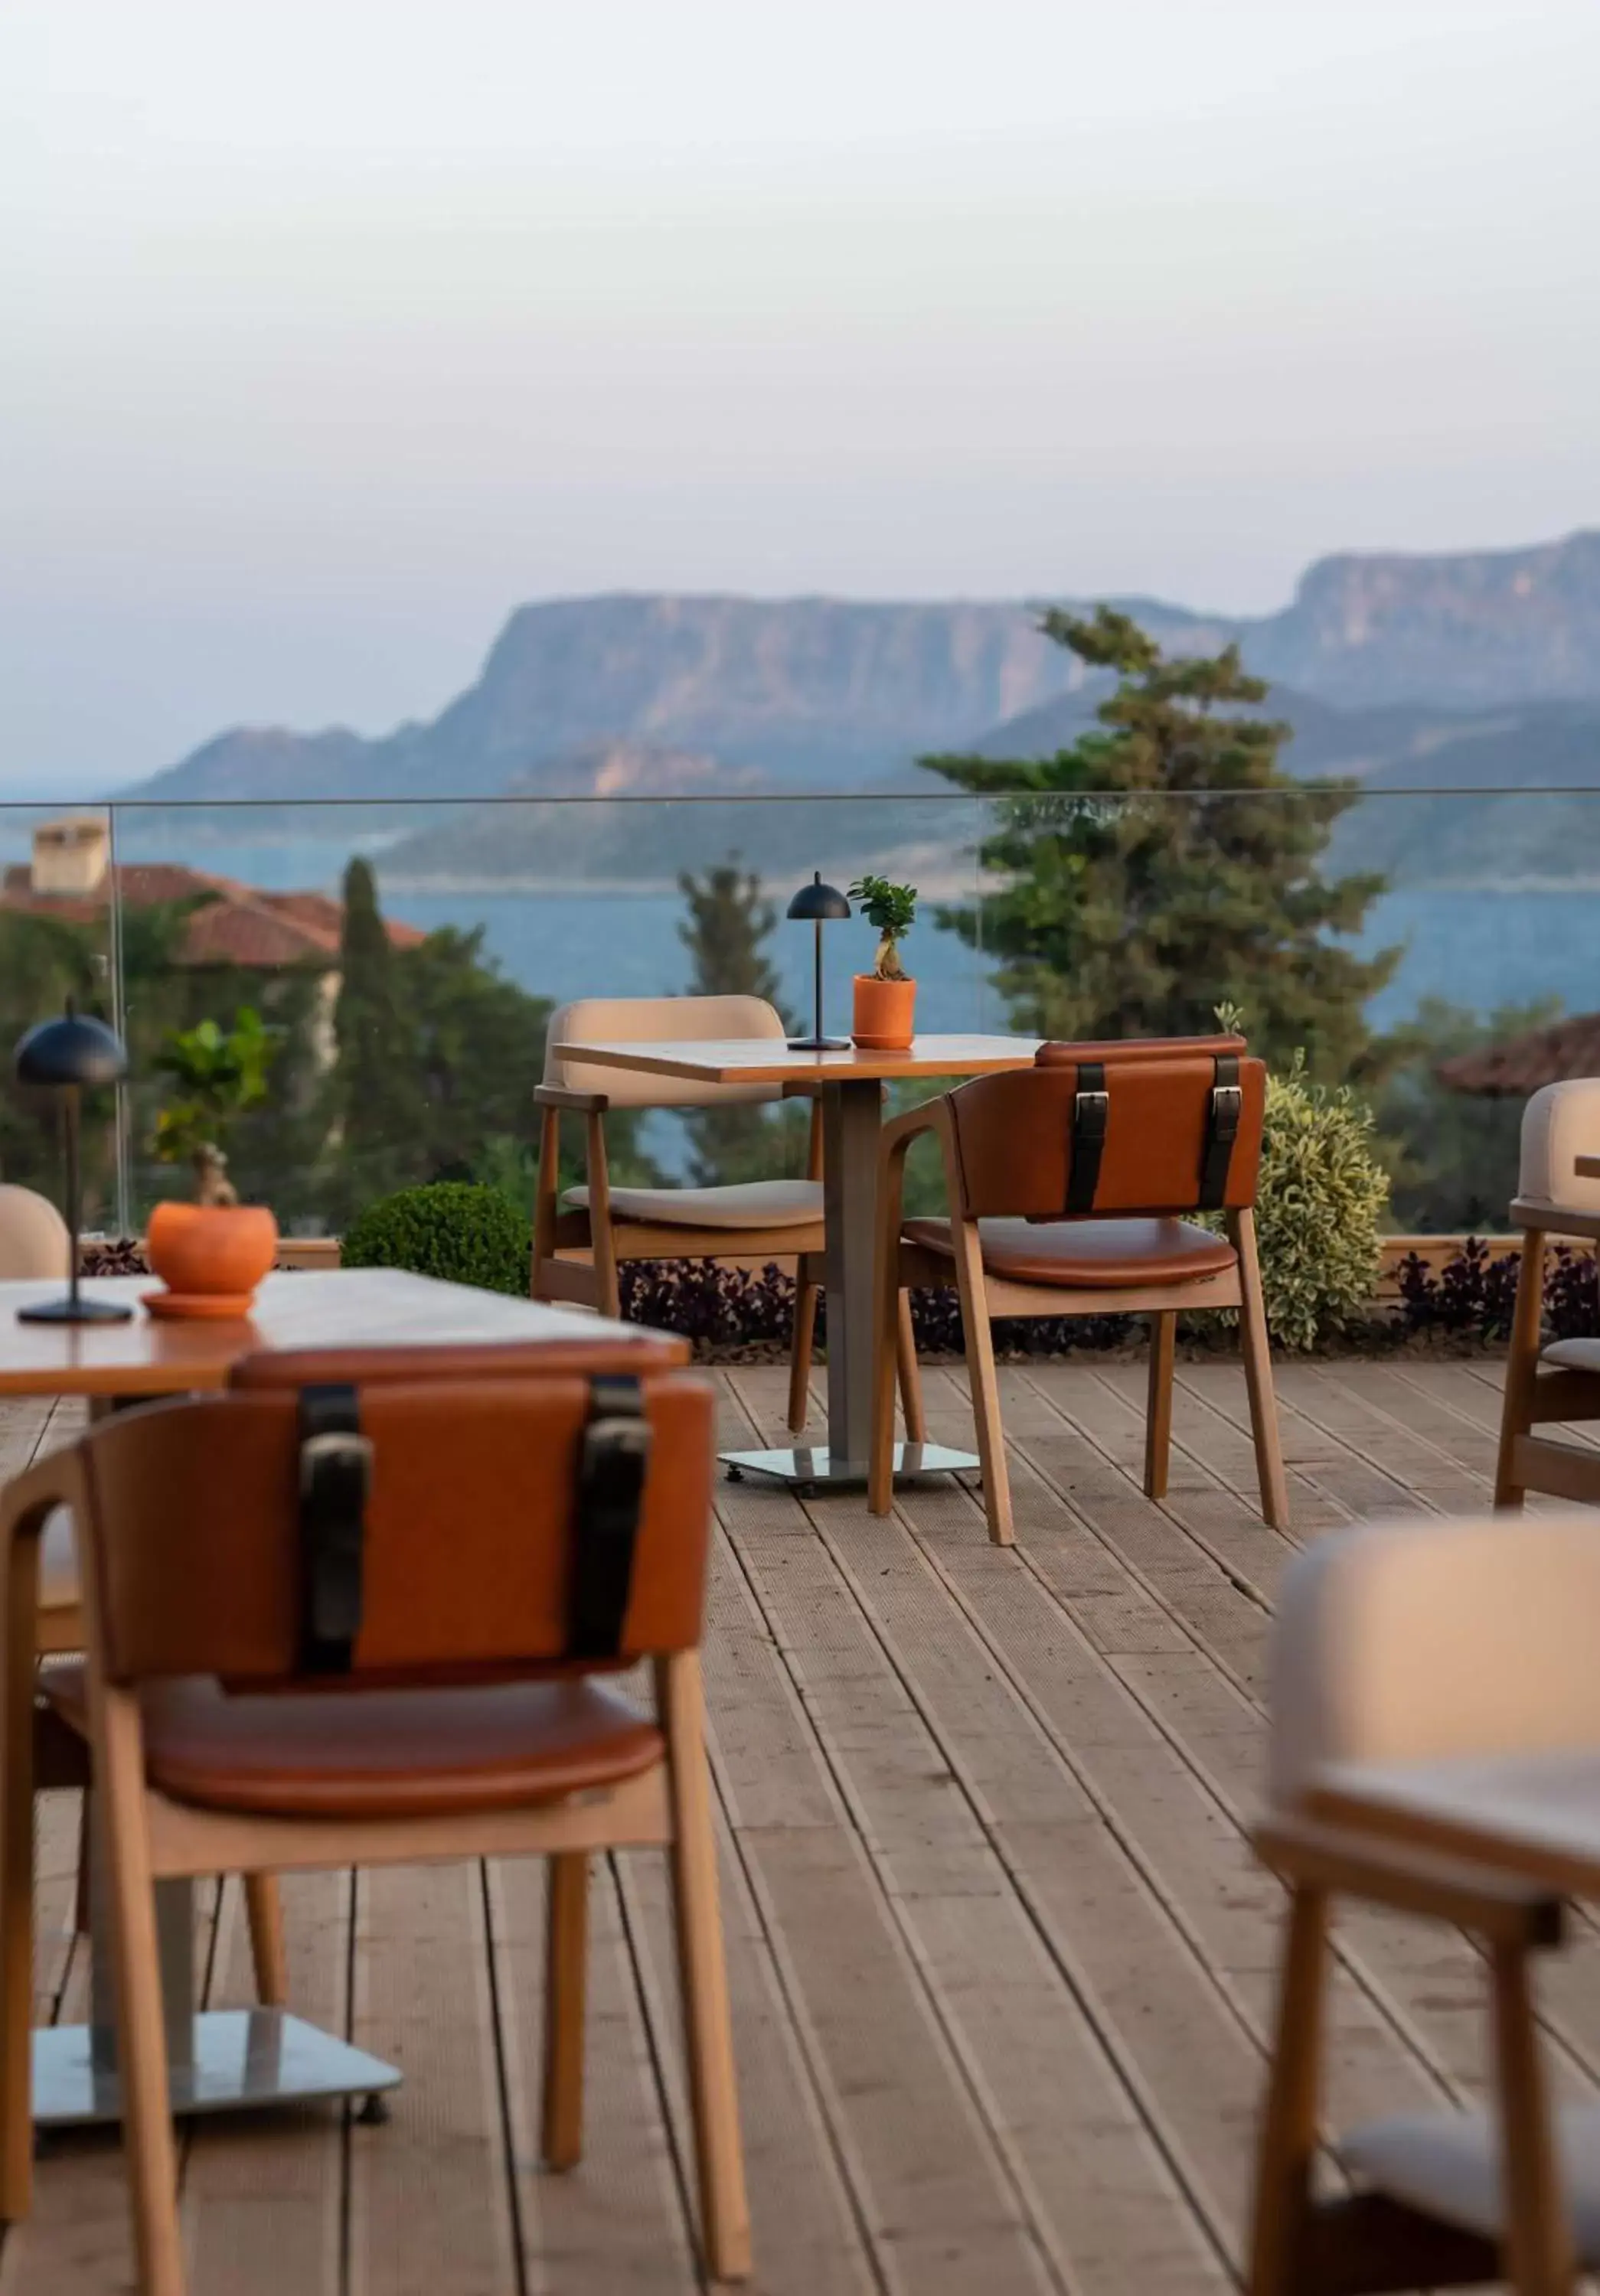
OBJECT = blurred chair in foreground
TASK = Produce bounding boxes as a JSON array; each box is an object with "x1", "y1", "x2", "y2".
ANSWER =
[{"x1": 1249, "y1": 1511, "x2": 1600, "y2": 2296}]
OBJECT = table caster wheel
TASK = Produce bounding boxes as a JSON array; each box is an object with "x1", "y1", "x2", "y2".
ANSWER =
[
  {"x1": 725, "y1": 1464, "x2": 745, "y2": 1482},
  {"x1": 355, "y1": 2092, "x2": 393, "y2": 2127},
  {"x1": 797, "y1": 1481, "x2": 816, "y2": 1499}
]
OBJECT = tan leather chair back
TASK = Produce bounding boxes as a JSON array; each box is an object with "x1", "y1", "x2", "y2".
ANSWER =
[
  {"x1": 74, "y1": 1362, "x2": 713, "y2": 1687},
  {"x1": 945, "y1": 1034, "x2": 1265, "y2": 1219},
  {"x1": 544, "y1": 996, "x2": 785, "y2": 1109}
]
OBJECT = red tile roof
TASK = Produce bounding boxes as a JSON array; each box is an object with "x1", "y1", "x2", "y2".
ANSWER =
[
  {"x1": 0, "y1": 865, "x2": 424, "y2": 967},
  {"x1": 1438, "y1": 1014, "x2": 1600, "y2": 1097}
]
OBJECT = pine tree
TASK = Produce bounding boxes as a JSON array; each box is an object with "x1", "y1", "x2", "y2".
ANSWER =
[
  {"x1": 677, "y1": 862, "x2": 802, "y2": 1183},
  {"x1": 331, "y1": 857, "x2": 423, "y2": 1208},
  {"x1": 926, "y1": 608, "x2": 1398, "y2": 1079}
]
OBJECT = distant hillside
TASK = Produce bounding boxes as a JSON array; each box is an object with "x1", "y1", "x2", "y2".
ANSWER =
[
  {"x1": 1246, "y1": 532, "x2": 1600, "y2": 707},
  {"x1": 118, "y1": 531, "x2": 1600, "y2": 814}
]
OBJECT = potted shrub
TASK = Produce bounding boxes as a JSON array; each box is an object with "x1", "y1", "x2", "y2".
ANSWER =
[
  {"x1": 144, "y1": 1009, "x2": 279, "y2": 1314},
  {"x1": 847, "y1": 875, "x2": 919, "y2": 1050}
]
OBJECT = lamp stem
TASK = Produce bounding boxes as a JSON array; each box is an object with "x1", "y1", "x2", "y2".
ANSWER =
[
  {"x1": 813, "y1": 919, "x2": 824, "y2": 1045},
  {"x1": 64, "y1": 1088, "x2": 82, "y2": 1311}
]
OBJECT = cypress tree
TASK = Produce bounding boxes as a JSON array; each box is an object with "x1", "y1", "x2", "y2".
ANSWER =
[
  {"x1": 677, "y1": 861, "x2": 799, "y2": 1184},
  {"x1": 332, "y1": 857, "x2": 423, "y2": 1207}
]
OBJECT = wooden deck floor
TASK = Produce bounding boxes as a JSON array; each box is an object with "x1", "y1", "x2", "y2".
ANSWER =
[{"x1": 0, "y1": 1356, "x2": 1589, "y2": 2295}]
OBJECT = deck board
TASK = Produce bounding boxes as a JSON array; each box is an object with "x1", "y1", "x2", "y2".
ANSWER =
[{"x1": 0, "y1": 1357, "x2": 1579, "y2": 2293}]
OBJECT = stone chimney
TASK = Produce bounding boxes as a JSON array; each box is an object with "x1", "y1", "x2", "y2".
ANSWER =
[{"x1": 31, "y1": 816, "x2": 109, "y2": 896}]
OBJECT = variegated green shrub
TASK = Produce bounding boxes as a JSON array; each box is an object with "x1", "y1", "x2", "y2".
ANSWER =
[{"x1": 1252, "y1": 1054, "x2": 1389, "y2": 1350}]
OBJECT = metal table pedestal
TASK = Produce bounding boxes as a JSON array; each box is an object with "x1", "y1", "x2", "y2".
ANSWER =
[{"x1": 35, "y1": 1858, "x2": 400, "y2": 2131}]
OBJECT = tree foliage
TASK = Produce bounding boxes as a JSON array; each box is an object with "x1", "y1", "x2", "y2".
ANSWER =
[
  {"x1": 926, "y1": 607, "x2": 1398, "y2": 1080},
  {"x1": 676, "y1": 861, "x2": 804, "y2": 1185}
]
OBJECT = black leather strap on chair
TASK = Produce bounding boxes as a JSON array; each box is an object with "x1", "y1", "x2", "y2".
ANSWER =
[
  {"x1": 567, "y1": 1374, "x2": 652, "y2": 1659},
  {"x1": 1197, "y1": 1053, "x2": 1242, "y2": 1210},
  {"x1": 1066, "y1": 1061, "x2": 1109, "y2": 1214},
  {"x1": 298, "y1": 1384, "x2": 372, "y2": 1674}
]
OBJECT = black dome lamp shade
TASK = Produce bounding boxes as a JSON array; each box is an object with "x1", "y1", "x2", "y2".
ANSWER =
[
  {"x1": 13, "y1": 1001, "x2": 133, "y2": 1323},
  {"x1": 785, "y1": 872, "x2": 852, "y2": 1052}
]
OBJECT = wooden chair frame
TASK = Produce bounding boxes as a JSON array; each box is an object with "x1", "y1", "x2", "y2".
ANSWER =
[
  {"x1": 533, "y1": 1083, "x2": 922, "y2": 1439},
  {"x1": 1249, "y1": 1813, "x2": 1571, "y2": 2296},
  {"x1": 36, "y1": 1491, "x2": 288, "y2": 2002},
  {"x1": 867, "y1": 1097, "x2": 1288, "y2": 1545},
  {"x1": 1494, "y1": 1198, "x2": 1600, "y2": 1509},
  {"x1": 0, "y1": 1451, "x2": 751, "y2": 2294}
]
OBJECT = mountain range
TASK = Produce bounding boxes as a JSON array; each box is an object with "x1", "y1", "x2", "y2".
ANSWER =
[{"x1": 119, "y1": 531, "x2": 1600, "y2": 886}]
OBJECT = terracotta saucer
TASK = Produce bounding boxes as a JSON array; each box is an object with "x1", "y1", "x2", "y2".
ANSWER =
[
  {"x1": 141, "y1": 1289, "x2": 257, "y2": 1321},
  {"x1": 850, "y1": 1033, "x2": 916, "y2": 1052}
]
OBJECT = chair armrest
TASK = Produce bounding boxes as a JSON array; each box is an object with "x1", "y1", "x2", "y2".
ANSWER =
[
  {"x1": 1253, "y1": 1813, "x2": 1564, "y2": 1948},
  {"x1": 0, "y1": 1451, "x2": 83, "y2": 1548},
  {"x1": 879, "y1": 1101, "x2": 944, "y2": 1159},
  {"x1": 535, "y1": 1084, "x2": 610, "y2": 1114}
]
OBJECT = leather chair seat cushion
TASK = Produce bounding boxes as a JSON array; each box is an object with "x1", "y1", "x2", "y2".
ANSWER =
[
  {"x1": 42, "y1": 1666, "x2": 664, "y2": 1821},
  {"x1": 902, "y1": 1215, "x2": 1238, "y2": 1289},
  {"x1": 563, "y1": 1178, "x2": 823, "y2": 1231}
]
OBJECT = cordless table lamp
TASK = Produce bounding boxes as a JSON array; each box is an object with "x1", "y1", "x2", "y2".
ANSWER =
[
  {"x1": 785, "y1": 872, "x2": 852, "y2": 1051},
  {"x1": 14, "y1": 1000, "x2": 132, "y2": 1323}
]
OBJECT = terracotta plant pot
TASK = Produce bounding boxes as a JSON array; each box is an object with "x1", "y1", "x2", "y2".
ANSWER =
[
  {"x1": 144, "y1": 1201, "x2": 279, "y2": 1319},
  {"x1": 851, "y1": 973, "x2": 917, "y2": 1052}
]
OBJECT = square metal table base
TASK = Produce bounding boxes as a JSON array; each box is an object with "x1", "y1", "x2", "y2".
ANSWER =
[
  {"x1": 721, "y1": 1440, "x2": 978, "y2": 1492},
  {"x1": 34, "y1": 2008, "x2": 401, "y2": 2129}
]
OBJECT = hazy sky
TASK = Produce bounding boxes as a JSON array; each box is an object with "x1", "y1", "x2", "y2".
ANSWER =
[{"x1": 4, "y1": 0, "x2": 1598, "y2": 792}]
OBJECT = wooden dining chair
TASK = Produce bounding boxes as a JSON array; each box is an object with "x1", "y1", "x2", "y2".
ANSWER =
[
  {"x1": 1495, "y1": 1078, "x2": 1600, "y2": 1510},
  {"x1": 0, "y1": 1345, "x2": 749, "y2": 2295},
  {"x1": 532, "y1": 993, "x2": 920, "y2": 1436},
  {"x1": 0, "y1": 1184, "x2": 289, "y2": 1995},
  {"x1": 1249, "y1": 1510, "x2": 1600, "y2": 2296},
  {"x1": 868, "y1": 1032, "x2": 1288, "y2": 1543}
]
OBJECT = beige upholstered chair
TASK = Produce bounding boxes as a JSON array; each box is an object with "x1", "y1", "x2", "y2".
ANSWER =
[
  {"x1": 0, "y1": 1185, "x2": 74, "y2": 1283},
  {"x1": 532, "y1": 995, "x2": 919, "y2": 1436},
  {"x1": 1250, "y1": 1512, "x2": 1600, "y2": 2296},
  {"x1": 0, "y1": 1184, "x2": 288, "y2": 1999},
  {"x1": 1495, "y1": 1078, "x2": 1600, "y2": 1509}
]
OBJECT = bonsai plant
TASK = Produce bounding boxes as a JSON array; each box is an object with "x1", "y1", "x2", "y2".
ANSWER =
[
  {"x1": 847, "y1": 875, "x2": 919, "y2": 1049},
  {"x1": 144, "y1": 1008, "x2": 280, "y2": 1313}
]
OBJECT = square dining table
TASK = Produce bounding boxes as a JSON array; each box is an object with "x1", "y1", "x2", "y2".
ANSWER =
[
  {"x1": 0, "y1": 1267, "x2": 685, "y2": 2134},
  {"x1": 558, "y1": 1032, "x2": 1040, "y2": 1488}
]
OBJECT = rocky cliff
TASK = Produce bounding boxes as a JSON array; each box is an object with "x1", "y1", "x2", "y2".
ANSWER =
[{"x1": 120, "y1": 533, "x2": 1600, "y2": 807}]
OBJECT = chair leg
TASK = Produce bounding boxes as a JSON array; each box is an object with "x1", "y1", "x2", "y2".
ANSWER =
[
  {"x1": 1232, "y1": 1209, "x2": 1289, "y2": 1532},
  {"x1": 75, "y1": 1789, "x2": 93, "y2": 1936},
  {"x1": 1247, "y1": 1883, "x2": 1327, "y2": 2296},
  {"x1": 952, "y1": 1225, "x2": 1013, "y2": 1545},
  {"x1": 1496, "y1": 1228, "x2": 1547, "y2": 1510},
  {"x1": 1144, "y1": 1311, "x2": 1176, "y2": 1500},
  {"x1": 896, "y1": 1291, "x2": 927, "y2": 1445},
  {"x1": 787, "y1": 1272, "x2": 820, "y2": 1436},
  {"x1": 541, "y1": 1852, "x2": 589, "y2": 2170},
  {"x1": 867, "y1": 1224, "x2": 903, "y2": 1518},
  {"x1": 656, "y1": 1655, "x2": 750, "y2": 2282},
  {"x1": 244, "y1": 1874, "x2": 288, "y2": 2007},
  {"x1": 1491, "y1": 1939, "x2": 1574, "y2": 2296},
  {"x1": 96, "y1": 1688, "x2": 184, "y2": 2296}
]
